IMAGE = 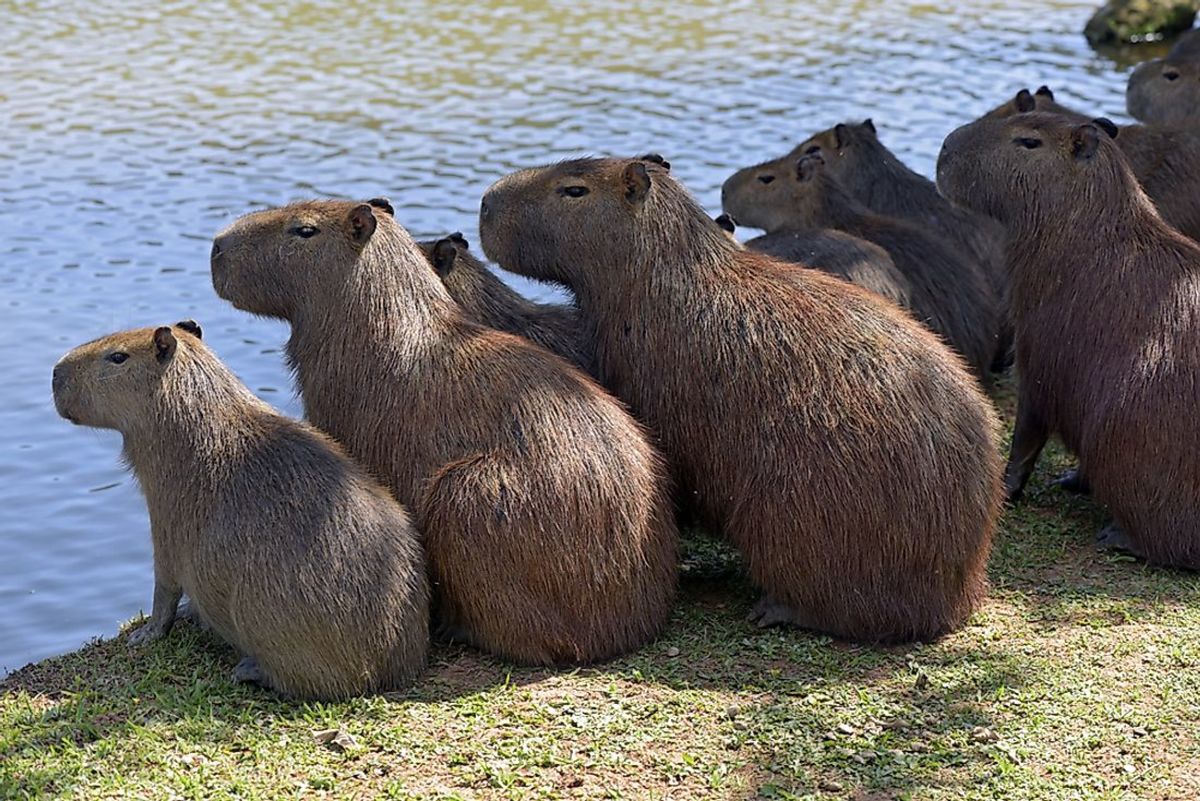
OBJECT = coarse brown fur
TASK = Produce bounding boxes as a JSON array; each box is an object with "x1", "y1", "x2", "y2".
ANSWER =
[
  {"x1": 211, "y1": 201, "x2": 678, "y2": 665},
  {"x1": 938, "y1": 112, "x2": 1200, "y2": 569},
  {"x1": 52, "y1": 324, "x2": 430, "y2": 700},
  {"x1": 416, "y1": 233, "x2": 593, "y2": 374},
  {"x1": 1127, "y1": 57, "x2": 1200, "y2": 127},
  {"x1": 722, "y1": 215, "x2": 913, "y2": 308},
  {"x1": 988, "y1": 87, "x2": 1200, "y2": 242},
  {"x1": 723, "y1": 120, "x2": 1012, "y2": 371},
  {"x1": 727, "y1": 153, "x2": 998, "y2": 379},
  {"x1": 479, "y1": 157, "x2": 1003, "y2": 644}
]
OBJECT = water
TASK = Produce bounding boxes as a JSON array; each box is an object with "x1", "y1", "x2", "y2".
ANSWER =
[{"x1": 0, "y1": 0, "x2": 1155, "y2": 673}]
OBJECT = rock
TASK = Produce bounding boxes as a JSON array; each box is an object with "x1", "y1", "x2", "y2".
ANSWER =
[{"x1": 1085, "y1": 0, "x2": 1198, "y2": 46}]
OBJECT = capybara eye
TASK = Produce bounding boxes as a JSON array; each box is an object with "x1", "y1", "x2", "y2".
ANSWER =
[
  {"x1": 292, "y1": 225, "x2": 320, "y2": 238},
  {"x1": 561, "y1": 186, "x2": 590, "y2": 198},
  {"x1": 757, "y1": 174, "x2": 776, "y2": 184},
  {"x1": 1014, "y1": 137, "x2": 1043, "y2": 149},
  {"x1": 1164, "y1": 70, "x2": 1181, "y2": 81},
  {"x1": 106, "y1": 352, "x2": 129, "y2": 365},
  {"x1": 804, "y1": 145, "x2": 820, "y2": 155}
]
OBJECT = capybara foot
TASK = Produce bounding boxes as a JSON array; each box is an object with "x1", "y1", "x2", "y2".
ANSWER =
[
  {"x1": 232, "y1": 656, "x2": 267, "y2": 686},
  {"x1": 1053, "y1": 468, "x2": 1091, "y2": 495},
  {"x1": 748, "y1": 596, "x2": 803, "y2": 629},
  {"x1": 1096, "y1": 523, "x2": 1140, "y2": 556},
  {"x1": 1004, "y1": 481, "x2": 1025, "y2": 505},
  {"x1": 127, "y1": 619, "x2": 170, "y2": 647},
  {"x1": 175, "y1": 597, "x2": 210, "y2": 630},
  {"x1": 434, "y1": 620, "x2": 473, "y2": 646}
]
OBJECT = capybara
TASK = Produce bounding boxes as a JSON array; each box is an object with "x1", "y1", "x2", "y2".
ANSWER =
[
  {"x1": 416, "y1": 232, "x2": 593, "y2": 373},
  {"x1": 989, "y1": 86, "x2": 1200, "y2": 242},
  {"x1": 724, "y1": 119, "x2": 1012, "y2": 371},
  {"x1": 938, "y1": 112, "x2": 1200, "y2": 569},
  {"x1": 52, "y1": 322, "x2": 430, "y2": 699},
  {"x1": 726, "y1": 152, "x2": 999, "y2": 379},
  {"x1": 211, "y1": 201, "x2": 678, "y2": 665},
  {"x1": 479, "y1": 157, "x2": 1003, "y2": 644},
  {"x1": 1127, "y1": 57, "x2": 1200, "y2": 126}
]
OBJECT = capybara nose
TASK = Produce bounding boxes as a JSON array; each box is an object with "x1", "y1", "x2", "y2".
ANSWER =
[
  {"x1": 210, "y1": 237, "x2": 225, "y2": 265},
  {"x1": 480, "y1": 195, "x2": 493, "y2": 223},
  {"x1": 52, "y1": 364, "x2": 64, "y2": 395}
]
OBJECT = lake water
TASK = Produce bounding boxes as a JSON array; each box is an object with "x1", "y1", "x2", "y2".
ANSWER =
[{"x1": 0, "y1": 0, "x2": 1157, "y2": 673}]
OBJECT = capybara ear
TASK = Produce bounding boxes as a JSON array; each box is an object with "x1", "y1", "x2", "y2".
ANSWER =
[
  {"x1": 448, "y1": 231, "x2": 470, "y2": 249},
  {"x1": 834, "y1": 123, "x2": 851, "y2": 149},
  {"x1": 153, "y1": 326, "x2": 177, "y2": 363},
  {"x1": 175, "y1": 320, "x2": 202, "y2": 340},
  {"x1": 430, "y1": 237, "x2": 459, "y2": 276},
  {"x1": 714, "y1": 213, "x2": 737, "y2": 233},
  {"x1": 367, "y1": 197, "x2": 395, "y2": 216},
  {"x1": 1035, "y1": 85, "x2": 1055, "y2": 99},
  {"x1": 1071, "y1": 123, "x2": 1104, "y2": 161},
  {"x1": 861, "y1": 118, "x2": 876, "y2": 134},
  {"x1": 622, "y1": 161, "x2": 652, "y2": 205},
  {"x1": 1092, "y1": 117, "x2": 1119, "y2": 139},
  {"x1": 796, "y1": 153, "x2": 825, "y2": 182},
  {"x1": 1014, "y1": 89, "x2": 1036, "y2": 113},
  {"x1": 638, "y1": 153, "x2": 671, "y2": 172},
  {"x1": 349, "y1": 204, "x2": 378, "y2": 246}
]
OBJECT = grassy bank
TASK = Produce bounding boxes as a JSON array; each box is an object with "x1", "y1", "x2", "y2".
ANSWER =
[{"x1": 3, "y1": 382, "x2": 1199, "y2": 801}]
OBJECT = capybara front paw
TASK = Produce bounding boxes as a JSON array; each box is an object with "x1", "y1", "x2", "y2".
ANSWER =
[
  {"x1": 1096, "y1": 523, "x2": 1138, "y2": 555},
  {"x1": 232, "y1": 656, "x2": 266, "y2": 685},
  {"x1": 747, "y1": 596, "x2": 798, "y2": 629},
  {"x1": 126, "y1": 621, "x2": 167, "y2": 646},
  {"x1": 1053, "y1": 468, "x2": 1090, "y2": 495}
]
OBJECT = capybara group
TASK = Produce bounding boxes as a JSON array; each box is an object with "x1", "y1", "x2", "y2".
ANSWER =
[
  {"x1": 479, "y1": 156, "x2": 1003, "y2": 644},
  {"x1": 52, "y1": 323, "x2": 431, "y2": 699},
  {"x1": 939, "y1": 112, "x2": 1200, "y2": 569},
  {"x1": 211, "y1": 200, "x2": 678, "y2": 665},
  {"x1": 725, "y1": 151, "x2": 998, "y2": 379},
  {"x1": 416, "y1": 232, "x2": 593, "y2": 373}
]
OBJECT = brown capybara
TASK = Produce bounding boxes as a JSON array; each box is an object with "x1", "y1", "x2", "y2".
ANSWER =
[
  {"x1": 718, "y1": 212, "x2": 913, "y2": 308},
  {"x1": 479, "y1": 157, "x2": 1003, "y2": 644},
  {"x1": 723, "y1": 119, "x2": 1012, "y2": 371},
  {"x1": 211, "y1": 201, "x2": 678, "y2": 665},
  {"x1": 989, "y1": 86, "x2": 1200, "y2": 242},
  {"x1": 938, "y1": 112, "x2": 1200, "y2": 569},
  {"x1": 727, "y1": 152, "x2": 998, "y2": 380},
  {"x1": 1127, "y1": 57, "x2": 1200, "y2": 126},
  {"x1": 1169, "y1": 27, "x2": 1200, "y2": 59},
  {"x1": 416, "y1": 233, "x2": 593, "y2": 373},
  {"x1": 52, "y1": 323, "x2": 430, "y2": 700}
]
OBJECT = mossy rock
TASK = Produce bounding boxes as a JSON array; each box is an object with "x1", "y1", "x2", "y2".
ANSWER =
[{"x1": 1085, "y1": 0, "x2": 1198, "y2": 45}]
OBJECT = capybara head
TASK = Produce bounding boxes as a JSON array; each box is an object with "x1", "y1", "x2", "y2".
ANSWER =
[
  {"x1": 211, "y1": 200, "x2": 398, "y2": 318},
  {"x1": 53, "y1": 322, "x2": 203, "y2": 430},
  {"x1": 479, "y1": 157, "x2": 731, "y2": 289},
  {"x1": 1127, "y1": 58, "x2": 1200, "y2": 126},
  {"x1": 721, "y1": 120, "x2": 878, "y2": 230},
  {"x1": 937, "y1": 113, "x2": 1122, "y2": 231}
]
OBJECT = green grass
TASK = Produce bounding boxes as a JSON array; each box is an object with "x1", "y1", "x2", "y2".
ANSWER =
[{"x1": 4, "y1": 378, "x2": 1199, "y2": 800}]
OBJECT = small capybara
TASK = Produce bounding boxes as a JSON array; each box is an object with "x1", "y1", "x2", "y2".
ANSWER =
[
  {"x1": 726, "y1": 152, "x2": 998, "y2": 379},
  {"x1": 52, "y1": 322, "x2": 430, "y2": 699},
  {"x1": 479, "y1": 157, "x2": 1003, "y2": 644},
  {"x1": 938, "y1": 112, "x2": 1200, "y2": 569},
  {"x1": 717, "y1": 211, "x2": 913, "y2": 308},
  {"x1": 416, "y1": 232, "x2": 593, "y2": 372},
  {"x1": 1127, "y1": 56, "x2": 1200, "y2": 126},
  {"x1": 211, "y1": 200, "x2": 678, "y2": 665},
  {"x1": 989, "y1": 86, "x2": 1200, "y2": 242},
  {"x1": 724, "y1": 119, "x2": 1012, "y2": 371}
]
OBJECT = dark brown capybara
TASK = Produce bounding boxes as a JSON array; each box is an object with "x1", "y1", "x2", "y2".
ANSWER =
[
  {"x1": 1127, "y1": 56, "x2": 1200, "y2": 126},
  {"x1": 989, "y1": 86, "x2": 1200, "y2": 242},
  {"x1": 211, "y1": 200, "x2": 678, "y2": 665},
  {"x1": 725, "y1": 152, "x2": 999, "y2": 380},
  {"x1": 938, "y1": 112, "x2": 1200, "y2": 569},
  {"x1": 715, "y1": 213, "x2": 913, "y2": 308},
  {"x1": 723, "y1": 120, "x2": 1012, "y2": 371},
  {"x1": 52, "y1": 323, "x2": 430, "y2": 700},
  {"x1": 416, "y1": 232, "x2": 593, "y2": 373},
  {"x1": 479, "y1": 157, "x2": 1003, "y2": 644}
]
